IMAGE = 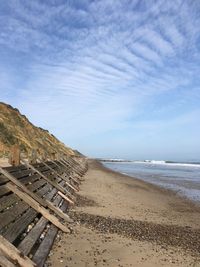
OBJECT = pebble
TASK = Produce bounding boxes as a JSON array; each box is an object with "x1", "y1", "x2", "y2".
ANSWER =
[{"x1": 69, "y1": 211, "x2": 200, "y2": 256}]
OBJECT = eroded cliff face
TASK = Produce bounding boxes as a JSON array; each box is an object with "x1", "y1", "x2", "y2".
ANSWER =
[{"x1": 0, "y1": 102, "x2": 75, "y2": 157}]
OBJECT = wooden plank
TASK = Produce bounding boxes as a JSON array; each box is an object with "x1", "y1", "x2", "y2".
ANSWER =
[
  {"x1": 27, "y1": 179, "x2": 47, "y2": 193},
  {"x1": 17, "y1": 187, "x2": 58, "y2": 255},
  {"x1": 0, "y1": 185, "x2": 10, "y2": 198},
  {"x1": 0, "y1": 194, "x2": 19, "y2": 213},
  {"x1": 9, "y1": 144, "x2": 20, "y2": 167},
  {"x1": 0, "y1": 174, "x2": 10, "y2": 186},
  {"x1": 70, "y1": 158, "x2": 86, "y2": 173},
  {"x1": 0, "y1": 201, "x2": 29, "y2": 229},
  {"x1": 0, "y1": 235, "x2": 37, "y2": 267},
  {"x1": 0, "y1": 171, "x2": 70, "y2": 223},
  {"x1": 6, "y1": 183, "x2": 70, "y2": 233},
  {"x1": 51, "y1": 161, "x2": 72, "y2": 176},
  {"x1": 18, "y1": 217, "x2": 47, "y2": 256},
  {"x1": 57, "y1": 191, "x2": 74, "y2": 205},
  {"x1": 4, "y1": 165, "x2": 27, "y2": 173},
  {"x1": 0, "y1": 167, "x2": 47, "y2": 208},
  {"x1": 0, "y1": 168, "x2": 71, "y2": 224},
  {"x1": 61, "y1": 159, "x2": 83, "y2": 178},
  {"x1": 42, "y1": 161, "x2": 78, "y2": 192},
  {"x1": 21, "y1": 160, "x2": 72, "y2": 197},
  {"x1": 32, "y1": 197, "x2": 68, "y2": 267},
  {"x1": 58, "y1": 160, "x2": 80, "y2": 185},
  {"x1": 45, "y1": 199, "x2": 73, "y2": 222},
  {"x1": 18, "y1": 183, "x2": 68, "y2": 257},
  {"x1": 3, "y1": 208, "x2": 37, "y2": 243},
  {"x1": 0, "y1": 253, "x2": 17, "y2": 267},
  {"x1": 3, "y1": 184, "x2": 53, "y2": 242},
  {"x1": 32, "y1": 225, "x2": 57, "y2": 267},
  {"x1": 50, "y1": 160, "x2": 63, "y2": 169},
  {"x1": 32, "y1": 163, "x2": 75, "y2": 200}
]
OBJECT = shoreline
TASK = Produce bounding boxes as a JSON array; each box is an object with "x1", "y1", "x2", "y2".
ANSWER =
[
  {"x1": 47, "y1": 159, "x2": 200, "y2": 267},
  {"x1": 100, "y1": 160, "x2": 200, "y2": 209}
]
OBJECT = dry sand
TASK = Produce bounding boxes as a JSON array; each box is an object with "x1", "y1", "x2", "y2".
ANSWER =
[
  {"x1": 0, "y1": 158, "x2": 10, "y2": 167},
  {"x1": 47, "y1": 160, "x2": 200, "y2": 267}
]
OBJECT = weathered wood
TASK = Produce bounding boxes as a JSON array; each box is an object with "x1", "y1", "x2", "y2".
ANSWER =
[
  {"x1": 42, "y1": 161, "x2": 78, "y2": 192},
  {"x1": 0, "y1": 185, "x2": 10, "y2": 197},
  {"x1": 63, "y1": 158, "x2": 83, "y2": 176},
  {"x1": 6, "y1": 183, "x2": 70, "y2": 233},
  {"x1": 50, "y1": 160, "x2": 62, "y2": 169},
  {"x1": 0, "y1": 235, "x2": 37, "y2": 267},
  {"x1": 32, "y1": 198, "x2": 68, "y2": 267},
  {"x1": 1, "y1": 166, "x2": 73, "y2": 223},
  {"x1": 21, "y1": 160, "x2": 72, "y2": 198},
  {"x1": 17, "y1": 184, "x2": 65, "y2": 256},
  {"x1": 18, "y1": 216, "x2": 47, "y2": 256},
  {"x1": 3, "y1": 186, "x2": 51, "y2": 242},
  {"x1": 17, "y1": 187, "x2": 58, "y2": 255},
  {"x1": 0, "y1": 201, "x2": 29, "y2": 229},
  {"x1": 0, "y1": 194, "x2": 19, "y2": 213},
  {"x1": 0, "y1": 157, "x2": 86, "y2": 267},
  {"x1": 58, "y1": 160, "x2": 80, "y2": 185},
  {"x1": 45, "y1": 199, "x2": 73, "y2": 223},
  {"x1": 3, "y1": 208, "x2": 37, "y2": 243},
  {"x1": 32, "y1": 225, "x2": 57, "y2": 267},
  {"x1": 57, "y1": 191, "x2": 74, "y2": 205},
  {"x1": 9, "y1": 144, "x2": 20, "y2": 167},
  {"x1": 0, "y1": 167, "x2": 47, "y2": 208},
  {"x1": 30, "y1": 150, "x2": 37, "y2": 164},
  {"x1": 0, "y1": 253, "x2": 17, "y2": 267}
]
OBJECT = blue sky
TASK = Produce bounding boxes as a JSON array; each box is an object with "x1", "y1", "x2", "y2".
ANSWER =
[{"x1": 0, "y1": 0, "x2": 200, "y2": 160}]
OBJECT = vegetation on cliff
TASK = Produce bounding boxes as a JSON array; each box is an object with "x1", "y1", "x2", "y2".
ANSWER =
[{"x1": 0, "y1": 102, "x2": 75, "y2": 158}]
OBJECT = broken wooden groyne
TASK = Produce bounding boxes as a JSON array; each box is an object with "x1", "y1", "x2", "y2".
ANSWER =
[{"x1": 0, "y1": 156, "x2": 88, "y2": 267}]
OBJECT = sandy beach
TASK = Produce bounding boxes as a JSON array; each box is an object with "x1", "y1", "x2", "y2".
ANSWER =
[{"x1": 47, "y1": 160, "x2": 200, "y2": 267}]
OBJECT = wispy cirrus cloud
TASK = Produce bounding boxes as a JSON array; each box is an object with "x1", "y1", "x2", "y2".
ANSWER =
[{"x1": 0, "y1": 0, "x2": 200, "y2": 159}]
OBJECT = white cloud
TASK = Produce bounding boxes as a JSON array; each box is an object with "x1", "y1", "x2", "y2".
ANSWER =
[{"x1": 0, "y1": 0, "x2": 200, "y2": 158}]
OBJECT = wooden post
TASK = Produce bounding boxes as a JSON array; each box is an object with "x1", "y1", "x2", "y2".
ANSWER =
[
  {"x1": 9, "y1": 144, "x2": 20, "y2": 166},
  {"x1": 30, "y1": 150, "x2": 37, "y2": 164},
  {"x1": 51, "y1": 152, "x2": 56, "y2": 161},
  {"x1": 0, "y1": 235, "x2": 37, "y2": 267}
]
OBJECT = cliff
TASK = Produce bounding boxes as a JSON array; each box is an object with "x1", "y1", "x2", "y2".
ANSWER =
[{"x1": 0, "y1": 102, "x2": 76, "y2": 158}]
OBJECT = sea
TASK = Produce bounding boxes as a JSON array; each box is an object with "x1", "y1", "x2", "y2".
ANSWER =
[{"x1": 103, "y1": 160, "x2": 200, "y2": 204}]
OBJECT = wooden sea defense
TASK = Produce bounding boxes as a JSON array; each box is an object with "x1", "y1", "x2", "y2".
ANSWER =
[
  {"x1": 0, "y1": 170, "x2": 70, "y2": 265},
  {"x1": 6, "y1": 183, "x2": 70, "y2": 233},
  {"x1": 59, "y1": 159, "x2": 80, "y2": 185},
  {"x1": 0, "y1": 167, "x2": 72, "y2": 223},
  {"x1": 30, "y1": 149, "x2": 37, "y2": 164},
  {"x1": 0, "y1": 252, "x2": 17, "y2": 267},
  {"x1": 51, "y1": 160, "x2": 80, "y2": 192},
  {"x1": 49, "y1": 159, "x2": 80, "y2": 189},
  {"x1": 64, "y1": 157, "x2": 85, "y2": 176},
  {"x1": 9, "y1": 144, "x2": 20, "y2": 166},
  {"x1": 40, "y1": 160, "x2": 78, "y2": 193},
  {"x1": 0, "y1": 235, "x2": 37, "y2": 267},
  {"x1": 21, "y1": 159, "x2": 74, "y2": 200},
  {"x1": 0, "y1": 156, "x2": 88, "y2": 266}
]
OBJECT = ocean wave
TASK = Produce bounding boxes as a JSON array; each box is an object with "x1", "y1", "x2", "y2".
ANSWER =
[{"x1": 133, "y1": 160, "x2": 200, "y2": 168}]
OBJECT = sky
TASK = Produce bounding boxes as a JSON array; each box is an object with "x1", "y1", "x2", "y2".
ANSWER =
[{"x1": 0, "y1": 0, "x2": 200, "y2": 161}]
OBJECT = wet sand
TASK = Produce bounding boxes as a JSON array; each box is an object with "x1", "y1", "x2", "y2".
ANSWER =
[{"x1": 47, "y1": 160, "x2": 200, "y2": 267}]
